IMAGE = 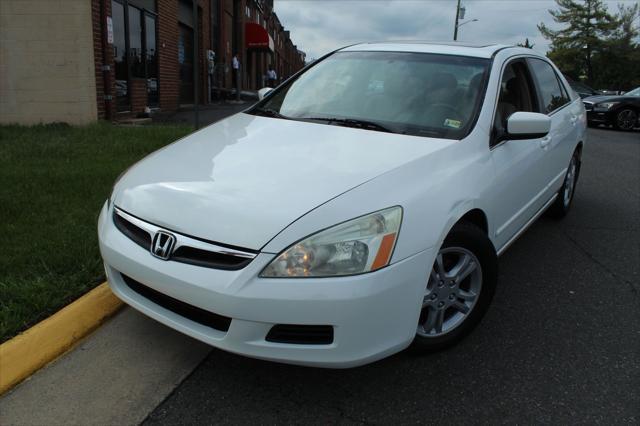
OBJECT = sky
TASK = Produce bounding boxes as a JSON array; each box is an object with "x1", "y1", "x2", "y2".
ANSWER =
[{"x1": 273, "y1": 0, "x2": 635, "y2": 60}]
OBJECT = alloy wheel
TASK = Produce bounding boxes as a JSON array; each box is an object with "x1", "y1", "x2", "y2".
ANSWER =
[
  {"x1": 617, "y1": 109, "x2": 637, "y2": 131},
  {"x1": 417, "y1": 247, "x2": 483, "y2": 337},
  {"x1": 563, "y1": 156, "x2": 577, "y2": 207}
]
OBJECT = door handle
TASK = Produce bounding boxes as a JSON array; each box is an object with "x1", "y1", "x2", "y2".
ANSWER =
[{"x1": 540, "y1": 136, "x2": 552, "y2": 149}]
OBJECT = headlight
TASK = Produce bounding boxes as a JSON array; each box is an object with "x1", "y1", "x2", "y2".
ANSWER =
[
  {"x1": 594, "y1": 102, "x2": 619, "y2": 110},
  {"x1": 260, "y1": 206, "x2": 402, "y2": 278}
]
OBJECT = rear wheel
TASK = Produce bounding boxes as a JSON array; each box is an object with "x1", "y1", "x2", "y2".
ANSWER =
[
  {"x1": 614, "y1": 108, "x2": 638, "y2": 131},
  {"x1": 548, "y1": 148, "x2": 581, "y2": 218},
  {"x1": 412, "y1": 222, "x2": 497, "y2": 353}
]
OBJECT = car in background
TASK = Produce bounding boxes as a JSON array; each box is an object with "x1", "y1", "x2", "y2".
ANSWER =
[
  {"x1": 566, "y1": 77, "x2": 601, "y2": 99},
  {"x1": 583, "y1": 87, "x2": 640, "y2": 131}
]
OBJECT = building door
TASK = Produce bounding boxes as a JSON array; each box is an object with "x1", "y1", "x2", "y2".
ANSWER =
[{"x1": 179, "y1": 24, "x2": 194, "y2": 104}]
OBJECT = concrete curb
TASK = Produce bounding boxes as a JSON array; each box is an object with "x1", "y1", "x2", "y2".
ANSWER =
[{"x1": 0, "y1": 283, "x2": 123, "y2": 395}]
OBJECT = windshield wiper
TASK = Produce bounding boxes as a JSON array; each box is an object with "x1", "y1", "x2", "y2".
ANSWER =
[
  {"x1": 252, "y1": 107, "x2": 289, "y2": 119},
  {"x1": 302, "y1": 117, "x2": 395, "y2": 133}
]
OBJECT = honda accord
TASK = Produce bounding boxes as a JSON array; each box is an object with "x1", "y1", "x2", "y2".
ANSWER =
[{"x1": 98, "y1": 42, "x2": 586, "y2": 368}]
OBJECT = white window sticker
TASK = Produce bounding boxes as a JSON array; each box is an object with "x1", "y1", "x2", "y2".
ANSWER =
[{"x1": 443, "y1": 118, "x2": 462, "y2": 129}]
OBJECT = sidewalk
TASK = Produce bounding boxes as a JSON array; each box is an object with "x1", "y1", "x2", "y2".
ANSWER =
[
  {"x1": 0, "y1": 308, "x2": 209, "y2": 426},
  {"x1": 153, "y1": 92, "x2": 259, "y2": 127}
]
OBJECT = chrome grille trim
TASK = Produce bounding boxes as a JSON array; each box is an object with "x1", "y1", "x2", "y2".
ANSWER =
[{"x1": 113, "y1": 207, "x2": 257, "y2": 260}]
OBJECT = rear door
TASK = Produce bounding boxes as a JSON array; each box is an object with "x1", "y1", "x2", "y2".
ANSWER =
[
  {"x1": 526, "y1": 58, "x2": 577, "y2": 196},
  {"x1": 489, "y1": 59, "x2": 550, "y2": 250}
]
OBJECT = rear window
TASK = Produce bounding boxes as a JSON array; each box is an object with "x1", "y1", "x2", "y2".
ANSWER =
[{"x1": 527, "y1": 58, "x2": 570, "y2": 113}]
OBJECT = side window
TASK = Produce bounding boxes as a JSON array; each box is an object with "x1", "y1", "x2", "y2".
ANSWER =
[
  {"x1": 492, "y1": 60, "x2": 538, "y2": 146},
  {"x1": 527, "y1": 58, "x2": 570, "y2": 114}
]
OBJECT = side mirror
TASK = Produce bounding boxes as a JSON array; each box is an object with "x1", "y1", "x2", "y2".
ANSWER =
[
  {"x1": 506, "y1": 112, "x2": 551, "y2": 139},
  {"x1": 258, "y1": 87, "x2": 274, "y2": 100}
]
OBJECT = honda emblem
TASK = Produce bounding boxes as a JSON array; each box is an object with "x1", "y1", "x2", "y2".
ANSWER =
[{"x1": 151, "y1": 231, "x2": 176, "y2": 260}]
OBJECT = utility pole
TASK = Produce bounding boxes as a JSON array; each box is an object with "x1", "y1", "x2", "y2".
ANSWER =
[
  {"x1": 193, "y1": 0, "x2": 200, "y2": 129},
  {"x1": 453, "y1": 0, "x2": 461, "y2": 41}
]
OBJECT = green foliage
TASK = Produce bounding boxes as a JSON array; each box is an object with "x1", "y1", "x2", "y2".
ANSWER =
[
  {"x1": 538, "y1": 0, "x2": 640, "y2": 90},
  {"x1": 517, "y1": 38, "x2": 535, "y2": 49},
  {"x1": 0, "y1": 122, "x2": 193, "y2": 342}
]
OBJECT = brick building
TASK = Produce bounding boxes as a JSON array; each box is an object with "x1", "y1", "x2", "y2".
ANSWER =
[
  {"x1": 92, "y1": 0, "x2": 306, "y2": 120},
  {"x1": 0, "y1": 0, "x2": 305, "y2": 125}
]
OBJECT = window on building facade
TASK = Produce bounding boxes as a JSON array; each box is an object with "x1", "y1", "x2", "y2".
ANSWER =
[
  {"x1": 112, "y1": 1, "x2": 128, "y2": 111},
  {"x1": 111, "y1": 0, "x2": 158, "y2": 109},
  {"x1": 145, "y1": 14, "x2": 158, "y2": 105},
  {"x1": 128, "y1": 6, "x2": 143, "y2": 78}
]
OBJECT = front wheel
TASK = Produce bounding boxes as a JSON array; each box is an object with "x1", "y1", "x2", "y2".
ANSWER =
[
  {"x1": 412, "y1": 222, "x2": 497, "y2": 353},
  {"x1": 614, "y1": 108, "x2": 638, "y2": 131}
]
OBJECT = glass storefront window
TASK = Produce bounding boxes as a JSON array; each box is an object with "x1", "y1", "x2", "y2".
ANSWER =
[
  {"x1": 112, "y1": 1, "x2": 128, "y2": 111},
  {"x1": 110, "y1": 0, "x2": 158, "y2": 110},
  {"x1": 128, "y1": 6, "x2": 144, "y2": 78},
  {"x1": 145, "y1": 14, "x2": 158, "y2": 106}
]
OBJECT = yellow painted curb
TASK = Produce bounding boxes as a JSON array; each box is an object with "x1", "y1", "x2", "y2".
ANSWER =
[{"x1": 0, "y1": 282, "x2": 123, "y2": 395}]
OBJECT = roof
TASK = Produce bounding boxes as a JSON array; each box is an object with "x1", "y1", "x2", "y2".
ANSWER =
[{"x1": 341, "y1": 41, "x2": 514, "y2": 59}]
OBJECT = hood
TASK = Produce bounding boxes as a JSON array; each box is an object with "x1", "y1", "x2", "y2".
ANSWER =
[
  {"x1": 583, "y1": 95, "x2": 627, "y2": 103},
  {"x1": 113, "y1": 113, "x2": 453, "y2": 250}
]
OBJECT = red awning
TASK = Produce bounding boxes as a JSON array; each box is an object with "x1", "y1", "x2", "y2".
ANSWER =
[{"x1": 245, "y1": 23, "x2": 274, "y2": 52}]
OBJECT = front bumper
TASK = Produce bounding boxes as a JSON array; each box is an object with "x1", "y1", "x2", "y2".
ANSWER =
[
  {"x1": 586, "y1": 109, "x2": 612, "y2": 124},
  {"x1": 98, "y1": 202, "x2": 434, "y2": 368}
]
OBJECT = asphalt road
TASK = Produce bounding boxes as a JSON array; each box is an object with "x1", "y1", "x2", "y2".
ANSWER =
[{"x1": 144, "y1": 128, "x2": 639, "y2": 425}]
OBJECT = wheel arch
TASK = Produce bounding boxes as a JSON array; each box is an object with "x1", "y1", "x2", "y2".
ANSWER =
[
  {"x1": 457, "y1": 208, "x2": 489, "y2": 235},
  {"x1": 435, "y1": 206, "x2": 495, "y2": 256},
  {"x1": 575, "y1": 140, "x2": 584, "y2": 160}
]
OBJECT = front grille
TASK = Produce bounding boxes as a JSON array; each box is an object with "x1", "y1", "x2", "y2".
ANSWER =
[
  {"x1": 172, "y1": 246, "x2": 252, "y2": 270},
  {"x1": 112, "y1": 207, "x2": 256, "y2": 270},
  {"x1": 113, "y1": 211, "x2": 151, "y2": 249},
  {"x1": 121, "y1": 274, "x2": 232, "y2": 332},
  {"x1": 266, "y1": 324, "x2": 334, "y2": 345}
]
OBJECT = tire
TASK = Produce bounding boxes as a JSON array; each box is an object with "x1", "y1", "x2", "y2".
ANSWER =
[
  {"x1": 613, "y1": 108, "x2": 638, "y2": 131},
  {"x1": 548, "y1": 148, "x2": 581, "y2": 219},
  {"x1": 412, "y1": 222, "x2": 497, "y2": 353}
]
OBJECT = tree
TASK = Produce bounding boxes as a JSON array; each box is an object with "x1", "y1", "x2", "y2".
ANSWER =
[
  {"x1": 538, "y1": 0, "x2": 618, "y2": 85},
  {"x1": 517, "y1": 38, "x2": 535, "y2": 49},
  {"x1": 594, "y1": 3, "x2": 640, "y2": 89}
]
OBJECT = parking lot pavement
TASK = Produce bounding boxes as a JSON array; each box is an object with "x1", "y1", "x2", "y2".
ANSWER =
[
  {"x1": 1, "y1": 128, "x2": 636, "y2": 426},
  {"x1": 144, "y1": 128, "x2": 639, "y2": 425}
]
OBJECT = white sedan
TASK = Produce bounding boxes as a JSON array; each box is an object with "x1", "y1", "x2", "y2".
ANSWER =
[{"x1": 98, "y1": 42, "x2": 586, "y2": 368}]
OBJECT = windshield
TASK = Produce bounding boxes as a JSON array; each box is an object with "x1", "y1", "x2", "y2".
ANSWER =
[
  {"x1": 251, "y1": 51, "x2": 490, "y2": 139},
  {"x1": 624, "y1": 87, "x2": 640, "y2": 97}
]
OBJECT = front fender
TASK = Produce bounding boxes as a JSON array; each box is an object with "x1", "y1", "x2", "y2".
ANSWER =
[{"x1": 262, "y1": 138, "x2": 496, "y2": 264}]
